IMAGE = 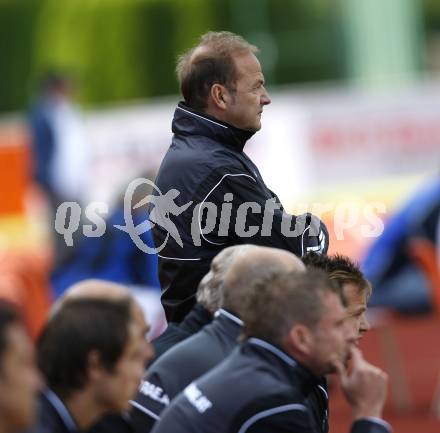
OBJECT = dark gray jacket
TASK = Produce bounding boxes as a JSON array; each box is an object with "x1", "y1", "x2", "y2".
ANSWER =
[
  {"x1": 130, "y1": 309, "x2": 243, "y2": 433},
  {"x1": 153, "y1": 102, "x2": 328, "y2": 322},
  {"x1": 151, "y1": 338, "x2": 391, "y2": 433}
]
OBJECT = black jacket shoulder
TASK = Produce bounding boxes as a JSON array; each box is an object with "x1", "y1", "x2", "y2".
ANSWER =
[{"x1": 132, "y1": 310, "x2": 242, "y2": 432}]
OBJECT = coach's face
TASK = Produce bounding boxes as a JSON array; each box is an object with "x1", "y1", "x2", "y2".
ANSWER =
[{"x1": 225, "y1": 51, "x2": 271, "y2": 131}]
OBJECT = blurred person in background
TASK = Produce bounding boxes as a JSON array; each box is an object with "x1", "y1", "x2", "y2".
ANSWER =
[
  {"x1": 33, "y1": 290, "x2": 153, "y2": 433},
  {"x1": 362, "y1": 175, "x2": 440, "y2": 314},
  {"x1": 52, "y1": 280, "x2": 156, "y2": 433},
  {"x1": 50, "y1": 172, "x2": 161, "y2": 300},
  {"x1": 150, "y1": 271, "x2": 390, "y2": 433},
  {"x1": 0, "y1": 300, "x2": 41, "y2": 433},
  {"x1": 151, "y1": 31, "x2": 329, "y2": 324},
  {"x1": 49, "y1": 176, "x2": 165, "y2": 340},
  {"x1": 28, "y1": 71, "x2": 89, "y2": 267},
  {"x1": 129, "y1": 246, "x2": 305, "y2": 433}
]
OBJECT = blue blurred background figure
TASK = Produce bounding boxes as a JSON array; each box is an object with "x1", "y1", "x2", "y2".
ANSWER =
[
  {"x1": 51, "y1": 202, "x2": 160, "y2": 298},
  {"x1": 28, "y1": 72, "x2": 89, "y2": 265},
  {"x1": 362, "y1": 176, "x2": 440, "y2": 314}
]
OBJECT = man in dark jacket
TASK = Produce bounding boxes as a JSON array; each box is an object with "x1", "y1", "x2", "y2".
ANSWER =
[
  {"x1": 150, "y1": 245, "x2": 252, "y2": 362},
  {"x1": 130, "y1": 246, "x2": 305, "y2": 432},
  {"x1": 151, "y1": 31, "x2": 329, "y2": 323},
  {"x1": 151, "y1": 271, "x2": 391, "y2": 433}
]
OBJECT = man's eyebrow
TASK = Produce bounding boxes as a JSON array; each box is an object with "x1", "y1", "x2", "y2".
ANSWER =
[
  {"x1": 336, "y1": 315, "x2": 347, "y2": 325},
  {"x1": 349, "y1": 306, "x2": 366, "y2": 315}
]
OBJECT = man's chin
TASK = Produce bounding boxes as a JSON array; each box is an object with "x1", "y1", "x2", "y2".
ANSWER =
[
  {"x1": 326, "y1": 359, "x2": 342, "y2": 375},
  {"x1": 247, "y1": 123, "x2": 261, "y2": 132},
  {"x1": 327, "y1": 364, "x2": 339, "y2": 375}
]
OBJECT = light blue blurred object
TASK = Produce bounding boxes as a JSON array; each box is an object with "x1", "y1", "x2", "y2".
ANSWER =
[{"x1": 362, "y1": 176, "x2": 440, "y2": 313}]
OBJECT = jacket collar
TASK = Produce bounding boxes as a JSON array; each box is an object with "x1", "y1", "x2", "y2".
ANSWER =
[
  {"x1": 179, "y1": 303, "x2": 213, "y2": 334},
  {"x1": 245, "y1": 338, "x2": 319, "y2": 392},
  {"x1": 212, "y1": 308, "x2": 244, "y2": 338},
  {"x1": 172, "y1": 102, "x2": 255, "y2": 152},
  {"x1": 215, "y1": 308, "x2": 244, "y2": 326},
  {"x1": 43, "y1": 389, "x2": 78, "y2": 433}
]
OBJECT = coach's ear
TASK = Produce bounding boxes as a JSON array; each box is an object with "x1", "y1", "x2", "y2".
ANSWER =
[
  {"x1": 87, "y1": 350, "x2": 106, "y2": 382},
  {"x1": 210, "y1": 84, "x2": 229, "y2": 111},
  {"x1": 285, "y1": 324, "x2": 314, "y2": 358}
]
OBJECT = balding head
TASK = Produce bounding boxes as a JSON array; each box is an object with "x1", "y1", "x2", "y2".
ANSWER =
[
  {"x1": 50, "y1": 280, "x2": 132, "y2": 319},
  {"x1": 196, "y1": 245, "x2": 258, "y2": 314},
  {"x1": 63, "y1": 279, "x2": 132, "y2": 303},
  {"x1": 51, "y1": 280, "x2": 149, "y2": 341},
  {"x1": 222, "y1": 247, "x2": 306, "y2": 316},
  {"x1": 176, "y1": 31, "x2": 258, "y2": 111},
  {"x1": 46, "y1": 279, "x2": 154, "y2": 377}
]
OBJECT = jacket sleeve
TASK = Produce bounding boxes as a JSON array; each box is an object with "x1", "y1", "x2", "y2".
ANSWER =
[
  {"x1": 229, "y1": 392, "x2": 317, "y2": 433},
  {"x1": 194, "y1": 165, "x2": 325, "y2": 257},
  {"x1": 244, "y1": 412, "x2": 392, "y2": 433},
  {"x1": 350, "y1": 418, "x2": 392, "y2": 433},
  {"x1": 130, "y1": 372, "x2": 170, "y2": 425},
  {"x1": 240, "y1": 404, "x2": 316, "y2": 433}
]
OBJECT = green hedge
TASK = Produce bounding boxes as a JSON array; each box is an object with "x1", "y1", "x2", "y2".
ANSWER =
[
  {"x1": 0, "y1": 0, "x2": 39, "y2": 112},
  {"x1": 0, "y1": 0, "x2": 343, "y2": 113}
]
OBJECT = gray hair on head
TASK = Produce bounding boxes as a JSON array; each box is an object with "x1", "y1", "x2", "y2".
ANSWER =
[{"x1": 196, "y1": 245, "x2": 256, "y2": 314}]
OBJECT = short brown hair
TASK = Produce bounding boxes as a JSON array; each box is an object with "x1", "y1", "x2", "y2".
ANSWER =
[
  {"x1": 176, "y1": 31, "x2": 258, "y2": 111},
  {"x1": 38, "y1": 298, "x2": 132, "y2": 399},
  {"x1": 302, "y1": 252, "x2": 372, "y2": 298},
  {"x1": 242, "y1": 270, "x2": 344, "y2": 347}
]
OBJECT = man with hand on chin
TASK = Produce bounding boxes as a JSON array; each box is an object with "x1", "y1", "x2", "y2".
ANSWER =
[
  {"x1": 302, "y1": 252, "x2": 374, "y2": 432},
  {"x1": 151, "y1": 270, "x2": 390, "y2": 433}
]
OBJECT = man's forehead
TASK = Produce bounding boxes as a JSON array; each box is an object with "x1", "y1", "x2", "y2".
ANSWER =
[
  {"x1": 343, "y1": 283, "x2": 367, "y2": 307},
  {"x1": 233, "y1": 51, "x2": 263, "y2": 77},
  {"x1": 132, "y1": 304, "x2": 149, "y2": 330},
  {"x1": 319, "y1": 291, "x2": 345, "y2": 323}
]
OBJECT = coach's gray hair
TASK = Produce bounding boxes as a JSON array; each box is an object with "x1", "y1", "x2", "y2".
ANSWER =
[{"x1": 196, "y1": 245, "x2": 256, "y2": 314}]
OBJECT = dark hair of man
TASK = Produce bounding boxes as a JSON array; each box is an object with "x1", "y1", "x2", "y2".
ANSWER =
[
  {"x1": 37, "y1": 298, "x2": 132, "y2": 399},
  {"x1": 0, "y1": 300, "x2": 20, "y2": 373},
  {"x1": 302, "y1": 252, "x2": 371, "y2": 297},
  {"x1": 176, "y1": 31, "x2": 258, "y2": 111},
  {"x1": 242, "y1": 270, "x2": 344, "y2": 347}
]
